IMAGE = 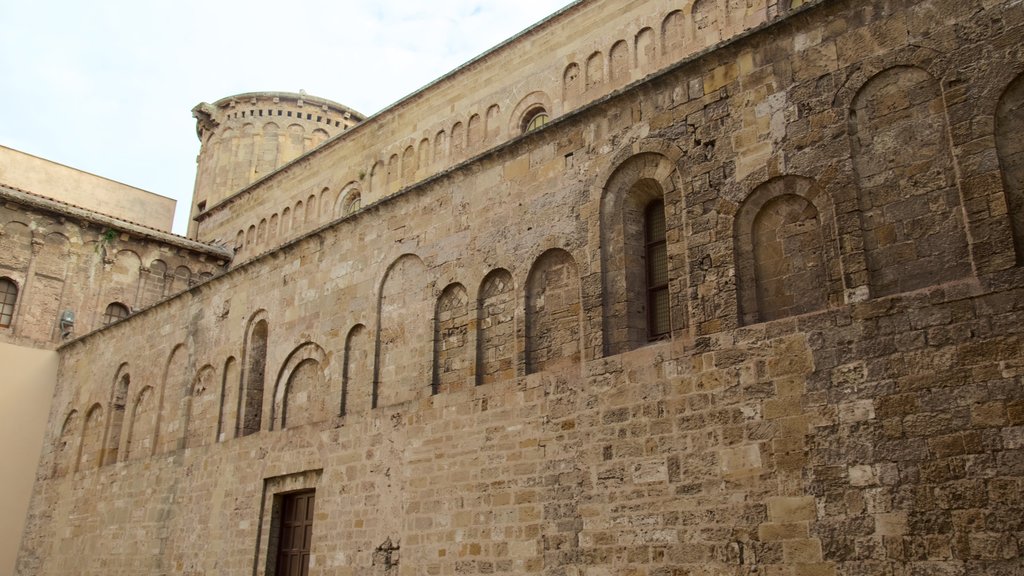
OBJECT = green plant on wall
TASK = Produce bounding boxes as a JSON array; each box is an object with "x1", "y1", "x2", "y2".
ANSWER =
[{"x1": 95, "y1": 228, "x2": 117, "y2": 256}]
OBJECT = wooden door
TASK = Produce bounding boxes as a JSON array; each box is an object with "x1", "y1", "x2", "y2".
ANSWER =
[{"x1": 276, "y1": 490, "x2": 315, "y2": 576}]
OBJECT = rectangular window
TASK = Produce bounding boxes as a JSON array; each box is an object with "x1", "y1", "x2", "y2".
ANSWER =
[
  {"x1": 645, "y1": 200, "x2": 670, "y2": 339},
  {"x1": 275, "y1": 490, "x2": 315, "y2": 576},
  {"x1": 0, "y1": 278, "x2": 17, "y2": 327}
]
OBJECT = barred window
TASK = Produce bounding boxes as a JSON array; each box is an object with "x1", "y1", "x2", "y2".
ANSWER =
[
  {"x1": 645, "y1": 201, "x2": 669, "y2": 339},
  {"x1": 0, "y1": 278, "x2": 17, "y2": 328},
  {"x1": 102, "y1": 302, "x2": 130, "y2": 326}
]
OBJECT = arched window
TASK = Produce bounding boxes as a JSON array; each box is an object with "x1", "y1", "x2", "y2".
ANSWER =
[
  {"x1": 102, "y1": 302, "x2": 130, "y2": 325},
  {"x1": 0, "y1": 278, "x2": 17, "y2": 327},
  {"x1": 599, "y1": 152, "x2": 685, "y2": 356},
  {"x1": 342, "y1": 191, "x2": 361, "y2": 216},
  {"x1": 522, "y1": 107, "x2": 549, "y2": 133},
  {"x1": 511, "y1": 92, "x2": 552, "y2": 136},
  {"x1": 644, "y1": 200, "x2": 670, "y2": 339}
]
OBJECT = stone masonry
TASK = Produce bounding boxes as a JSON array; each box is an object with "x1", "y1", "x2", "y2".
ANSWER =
[
  {"x1": 0, "y1": 185, "x2": 229, "y2": 348},
  {"x1": 15, "y1": 0, "x2": 1024, "y2": 575}
]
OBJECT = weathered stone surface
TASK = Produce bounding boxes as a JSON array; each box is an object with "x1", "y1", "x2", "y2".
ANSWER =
[
  {"x1": 14, "y1": 0, "x2": 1024, "y2": 575},
  {"x1": 0, "y1": 186, "x2": 228, "y2": 348}
]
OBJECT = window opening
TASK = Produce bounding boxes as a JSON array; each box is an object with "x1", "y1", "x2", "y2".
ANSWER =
[
  {"x1": 645, "y1": 200, "x2": 669, "y2": 339},
  {"x1": 102, "y1": 302, "x2": 130, "y2": 326},
  {"x1": 0, "y1": 278, "x2": 17, "y2": 327},
  {"x1": 275, "y1": 490, "x2": 315, "y2": 576},
  {"x1": 522, "y1": 107, "x2": 549, "y2": 133}
]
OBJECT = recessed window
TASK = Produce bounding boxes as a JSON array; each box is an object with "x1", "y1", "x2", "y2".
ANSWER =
[
  {"x1": 0, "y1": 278, "x2": 18, "y2": 327},
  {"x1": 342, "y1": 192, "x2": 361, "y2": 216},
  {"x1": 645, "y1": 200, "x2": 669, "y2": 339},
  {"x1": 522, "y1": 107, "x2": 549, "y2": 133},
  {"x1": 102, "y1": 302, "x2": 130, "y2": 326}
]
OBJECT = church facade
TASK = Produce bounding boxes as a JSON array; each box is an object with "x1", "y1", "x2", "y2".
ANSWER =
[{"x1": 15, "y1": 0, "x2": 1024, "y2": 575}]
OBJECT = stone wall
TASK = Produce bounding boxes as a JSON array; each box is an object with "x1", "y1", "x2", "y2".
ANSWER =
[
  {"x1": 193, "y1": 0, "x2": 798, "y2": 258},
  {"x1": 189, "y1": 92, "x2": 365, "y2": 239},
  {"x1": 16, "y1": 0, "x2": 1024, "y2": 575},
  {"x1": 0, "y1": 187, "x2": 230, "y2": 347}
]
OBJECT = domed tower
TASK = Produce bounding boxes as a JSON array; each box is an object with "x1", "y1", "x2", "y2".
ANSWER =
[{"x1": 188, "y1": 91, "x2": 364, "y2": 239}]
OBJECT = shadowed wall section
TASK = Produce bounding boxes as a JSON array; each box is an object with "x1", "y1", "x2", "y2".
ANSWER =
[{"x1": 996, "y1": 73, "x2": 1024, "y2": 264}]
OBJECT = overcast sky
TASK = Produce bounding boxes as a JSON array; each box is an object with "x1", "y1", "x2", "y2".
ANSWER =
[{"x1": 0, "y1": 0, "x2": 572, "y2": 235}]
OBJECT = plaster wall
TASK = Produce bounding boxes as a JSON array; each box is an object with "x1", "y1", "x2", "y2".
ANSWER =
[
  {"x1": 0, "y1": 146, "x2": 175, "y2": 232},
  {"x1": 0, "y1": 343, "x2": 57, "y2": 576}
]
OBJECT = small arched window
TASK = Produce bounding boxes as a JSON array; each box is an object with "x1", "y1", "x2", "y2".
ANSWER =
[
  {"x1": 644, "y1": 200, "x2": 669, "y2": 339},
  {"x1": 342, "y1": 191, "x2": 361, "y2": 216},
  {"x1": 0, "y1": 278, "x2": 18, "y2": 328},
  {"x1": 102, "y1": 302, "x2": 130, "y2": 326},
  {"x1": 522, "y1": 107, "x2": 549, "y2": 133}
]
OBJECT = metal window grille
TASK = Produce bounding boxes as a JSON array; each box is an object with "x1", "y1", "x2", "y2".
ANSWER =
[
  {"x1": 0, "y1": 279, "x2": 17, "y2": 327},
  {"x1": 645, "y1": 201, "x2": 670, "y2": 339}
]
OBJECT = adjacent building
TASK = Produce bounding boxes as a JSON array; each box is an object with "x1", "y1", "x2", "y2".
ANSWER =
[{"x1": 0, "y1": 146, "x2": 229, "y2": 574}]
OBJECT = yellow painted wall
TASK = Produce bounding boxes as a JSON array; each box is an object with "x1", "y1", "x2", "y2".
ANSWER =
[
  {"x1": 0, "y1": 145, "x2": 175, "y2": 232},
  {"x1": 0, "y1": 343, "x2": 57, "y2": 576}
]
